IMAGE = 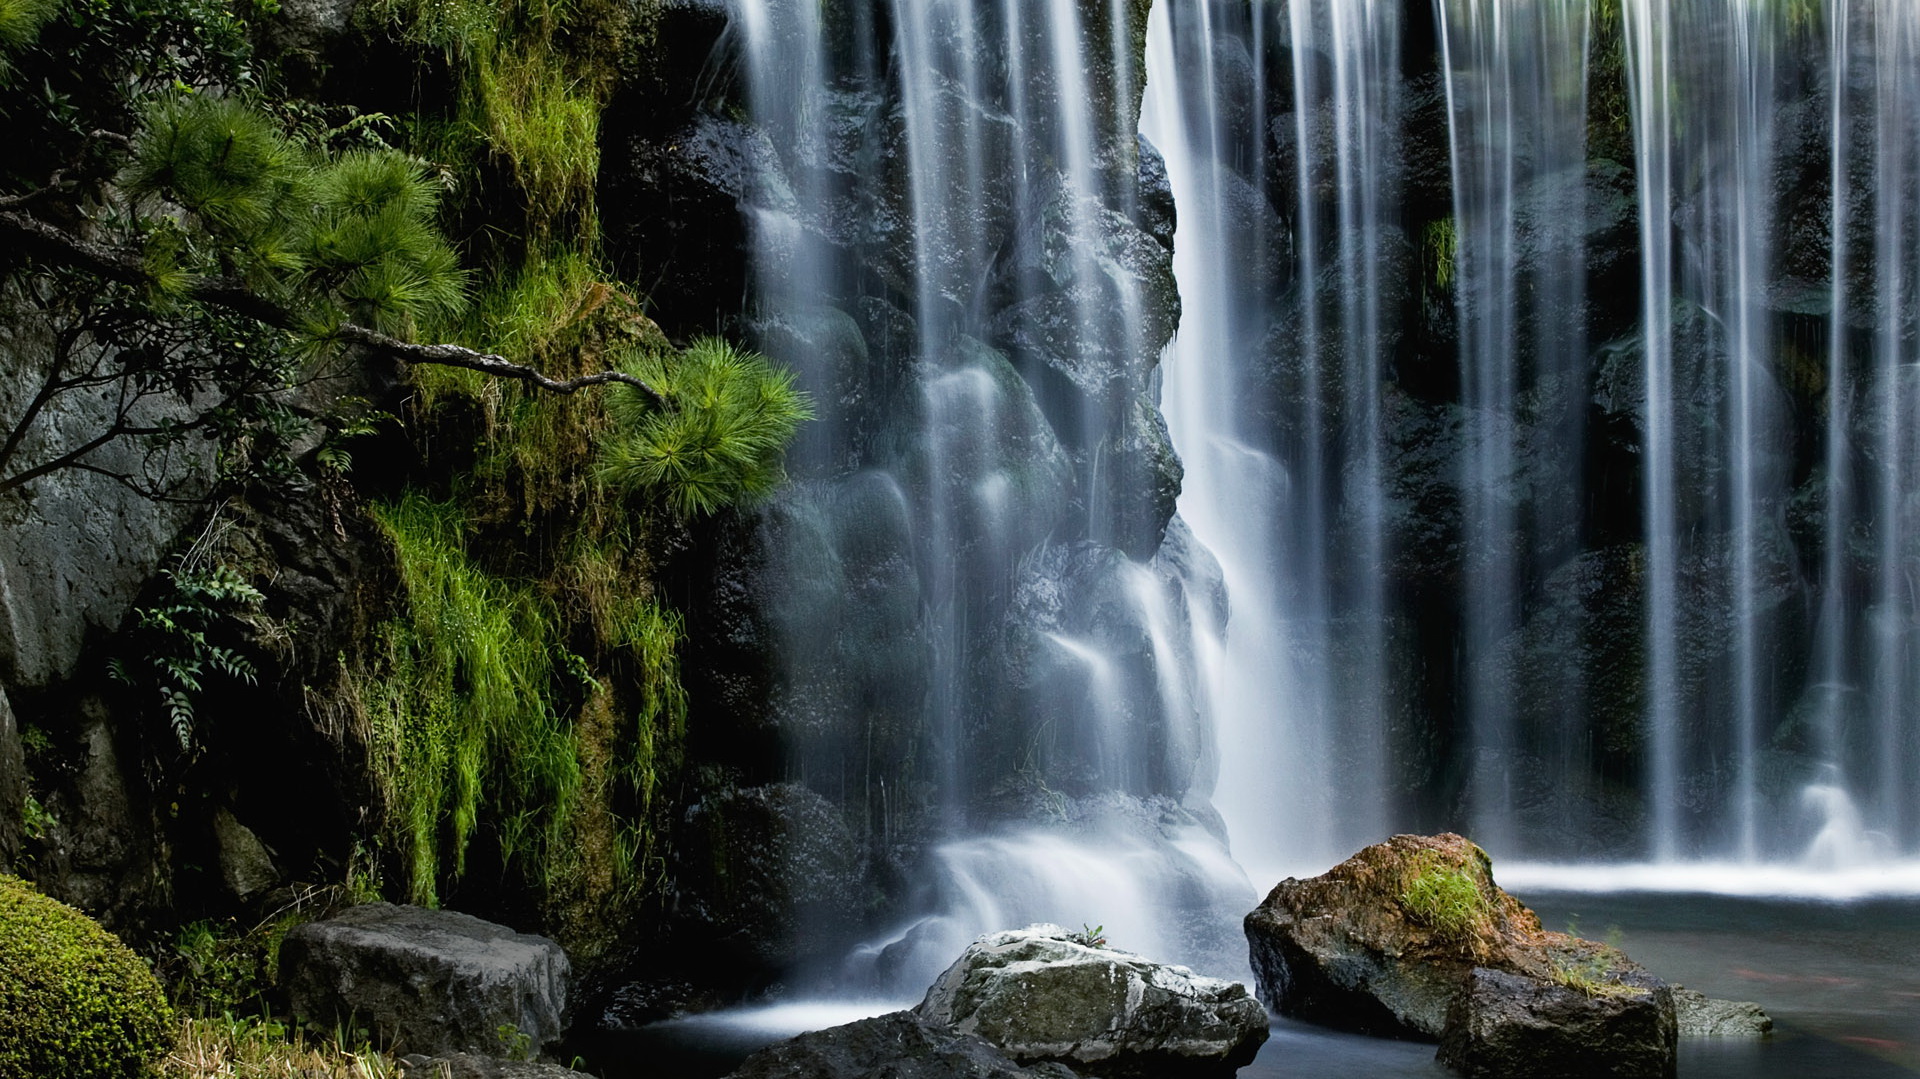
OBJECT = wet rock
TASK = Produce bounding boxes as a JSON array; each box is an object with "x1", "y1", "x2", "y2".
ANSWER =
[
  {"x1": 280, "y1": 904, "x2": 569, "y2": 1056},
  {"x1": 1437, "y1": 966, "x2": 1676, "y2": 1079},
  {"x1": 915, "y1": 924, "x2": 1268, "y2": 1078},
  {"x1": 674, "y1": 782, "x2": 865, "y2": 971},
  {"x1": 726, "y1": 1011, "x2": 1080, "y2": 1079},
  {"x1": 1134, "y1": 134, "x2": 1176, "y2": 251},
  {"x1": 1244, "y1": 833, "x2": 1660, "y2": 1038},
  {"x1": 1671, "y1": 986, "x2": 1772, "y2": 1037}
]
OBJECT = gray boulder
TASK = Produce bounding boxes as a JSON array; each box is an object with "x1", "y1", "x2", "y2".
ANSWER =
[
  {"x1": 915, "y1": 925, "x2": 1268, "y2": 1079},
  {"x1": 1671, "y1": 986, "x2": 1772, "y2": 1037},
  {"x1": 726, "y1": 1012, "x2": 1080, "y2": 1079},
  {"x1": 281, "y1": 904, "x2": 569, "y2": 1056},
  {"x1": 1437, "y1": 966, "x2": 1676, "y2": 1079}
]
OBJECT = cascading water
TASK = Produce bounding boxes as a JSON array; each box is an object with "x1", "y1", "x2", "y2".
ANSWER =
[
  {"x1": 1436, "y1": 0, "x2": 1593, "y2": 852},
  {"x1": 714, "y1": 0, "x2": 1920, "y2": 1006},
  {"x1": 727, "y1": 0, "x2": 1252, "y2": 993}
]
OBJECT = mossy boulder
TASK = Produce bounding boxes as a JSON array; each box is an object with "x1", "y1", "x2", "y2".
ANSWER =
[
  {"x1": 1245, "y1": 835, "x2": 1679, "y2": 1078},
  {"x1": 0, "y1": 875, "x2": 173, "y2": 1079},
  {"x1": 1243, "y1": 834, "x2": 1665, "y2": 1039}
]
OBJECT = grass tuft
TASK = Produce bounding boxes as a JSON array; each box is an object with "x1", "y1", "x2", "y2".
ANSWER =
[{"x1": 1397, "y1": 852, "x2": 1494, "y2": 943}]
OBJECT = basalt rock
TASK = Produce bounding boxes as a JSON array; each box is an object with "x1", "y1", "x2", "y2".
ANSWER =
[{"x1": 915, "y1": 924, "x2": 1268, "y2": 1079}]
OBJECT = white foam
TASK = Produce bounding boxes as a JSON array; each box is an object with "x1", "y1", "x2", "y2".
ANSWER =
[
  {"x1": 655, "y1": 1000, "x2": 907, "y2": 1039},
  {"x1": 1497, "y1": 860, "x2": 1920, "y2": 901}
]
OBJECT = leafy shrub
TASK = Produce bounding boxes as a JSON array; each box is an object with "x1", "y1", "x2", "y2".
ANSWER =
[
  {"x1": 1397, "y1": 854, "x2": 1493, "y2": 943},
  {"x1": 597, "y1": 337, "x2": 812, "y2": 516},
  {"x1": 0, "y1": 876, "x2": 173, "y2": 1079}
]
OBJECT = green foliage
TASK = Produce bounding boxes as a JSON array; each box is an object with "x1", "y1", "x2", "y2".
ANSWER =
[
  {"x1": 1397, "y1": 853, "x2": 1493, "y2": 943},
  {"x1": 110, "y1": 564, "x2": 264, "y2": 752},
  {"x1": 0, "y1": 0, "x2": 52, "y2": 70},
  {"x1": 127, "y1": 95, "x2": 468, "y2": 338},
  {"x1": 0, "y1": 875, "x2": 173, "y2": 1079},
  {"x1": 1424, "y1": 216, "x2": 1457, "y2": 290},
  {"x1": 598, "y1": 338, "x2": 813, "y2": 516},
  {"x1": 1068, "y1": 923, "x2": 1107, "y2": 948},
  {"x1": 360, "y1": 493, "x2": 578, "y2": 905},
  {"x1": 18, "y1": 793, "x2": 53, "y2": 842}
]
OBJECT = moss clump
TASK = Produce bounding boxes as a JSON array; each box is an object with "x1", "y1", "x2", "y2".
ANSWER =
[
  {"x1": 1397, "y1": 852, "x2": 1495, "y2": 943},
  {"x1": 0, "y1": 876, "x2": 173, "y2": 1079}
]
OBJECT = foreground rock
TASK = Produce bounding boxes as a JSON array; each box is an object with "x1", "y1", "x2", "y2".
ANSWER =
[
  {"x1": 1672, "y1": 986, "x2": 1773, "y2": 1036},
  {"x1": 281, "y1": 904, "x2": 569, "y2": 1056},
  {"x1": 916, "y1": 924, "x2": 1268, "y2": 1078},
  {"x1": 726, "y1": 1012, "x2": 1080, "y2": 1079},
  {"x1": 399, "y1": 1053, "x2": 597, "y2": 1079},
  {"x1": 1437, "y1": 967, "x2": 1676, "y2": 1079},
  {"x1": 1245, "y1": 834, "x2": 1678, "y2": 1077}
]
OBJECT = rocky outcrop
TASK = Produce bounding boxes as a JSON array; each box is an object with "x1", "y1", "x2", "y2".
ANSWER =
[
  {"x1": 280, "y1": 904, "x2": 570, "y2": 1057},
  {"x1": 1437, "y1": 966, "x2": 1676, "y2": 1079},
  {"x1": 1245, "y1": 835, "x2": 1679, "y2": 1077},
  {"x1": 1245, "y1": 833, "x2": 1558, "y2": 1038},
  {"x1": 915, "y1": 925, "x2": 1268, "y2": 1079},
  {"x1": 726, "y1": 1012, "x2": 1082, "y2": 1079},
  {"x1": 1671, "y1": 986, "x2": 1772, "y2": 1037}
]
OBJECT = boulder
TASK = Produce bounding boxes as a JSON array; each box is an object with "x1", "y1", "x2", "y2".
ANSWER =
[
  {"x1": 280, "y1": 904, "x2": 569, "y2": 1056},
  {"x1": 915, "y1": 924, "x2": 1268, "y2": 1079},
  {"x1": 399, "y1": 1053, "x2": 597, "y2": 1079},
  {"x1": 1436, "y1": 967, "x2": 1676, "y2": 1079},
  {"x1": 1244, "y1": 833, "x2": 1561, "y2": 1038},
  {"x1": 1245, "y1": 835, "x2": 1681, "y2": 1077},
  {"x1": 1671, "y1": 986, "x2": 1772, "y2": 1037},
  {"x1": 726, "y1": 1011, "x2": 1080, "y2": 1079}
]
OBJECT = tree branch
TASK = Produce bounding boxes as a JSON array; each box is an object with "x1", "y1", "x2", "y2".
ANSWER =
[{"x1": 0, "y1": 209, "x2": 669, "y2": 408}]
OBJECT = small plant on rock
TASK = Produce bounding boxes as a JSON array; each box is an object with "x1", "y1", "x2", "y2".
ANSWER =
[
  {"x1": 1068, "y1": 923, "x2": 1107, "y2": 948},
  {"x1": 1397, "y1": 853, "x2": 1494, "y2": 943}
]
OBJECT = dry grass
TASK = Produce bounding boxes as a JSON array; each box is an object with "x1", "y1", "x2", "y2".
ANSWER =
[{"x1": 165, "y1": 1016, "x2": 401, "y2": 1079}]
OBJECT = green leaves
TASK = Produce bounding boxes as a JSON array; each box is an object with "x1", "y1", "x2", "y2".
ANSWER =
[
  {"x1": 596, "y1": 338, "x2": 813, "y2": 517},
  {"x1": 109, "y1": 564, "x2": 264, "y2": 752},
  {"x1": 126, "y1": 94, "x2": 468, "y2": 337}
]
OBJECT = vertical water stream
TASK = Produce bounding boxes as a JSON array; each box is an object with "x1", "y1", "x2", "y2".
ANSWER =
[{"x1": 717, "y1": 0, "x2": 1920, "y2": 999}]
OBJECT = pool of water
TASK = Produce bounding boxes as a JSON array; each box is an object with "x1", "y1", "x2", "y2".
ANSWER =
[{"x1": 578, "y1": 893, "x2": 1920, "y2": 1078}]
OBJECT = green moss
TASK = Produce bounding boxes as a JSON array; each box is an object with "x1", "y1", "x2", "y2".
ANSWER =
[{"x1": 0, "y1": 876, "x2": 173, "y2": 1079}]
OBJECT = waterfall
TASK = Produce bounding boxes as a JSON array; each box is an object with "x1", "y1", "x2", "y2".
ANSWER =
[
  {"x1": 1436, "y1": 0, "x2": 1593, "y2": 852},
  {"x1": 717, "y1": 0, "x2": 1920, "y2": 999}
]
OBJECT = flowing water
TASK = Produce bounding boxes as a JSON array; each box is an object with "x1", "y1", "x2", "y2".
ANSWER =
[{"x1": 709, "y1": 0, "x2": 1920, "y2": 1026}]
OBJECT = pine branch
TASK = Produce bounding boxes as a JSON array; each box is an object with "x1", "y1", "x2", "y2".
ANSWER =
[{"x1": 0, "y1": 208, "x2": 669, "y2": 407}]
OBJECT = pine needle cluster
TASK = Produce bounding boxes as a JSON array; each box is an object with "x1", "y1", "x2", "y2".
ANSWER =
[
  {"x1": 126, "y1": 94, "x2": 467, "y2": 339},
  {"x1": 596, "y1": 338, "x2": 813, "y2": 517}
]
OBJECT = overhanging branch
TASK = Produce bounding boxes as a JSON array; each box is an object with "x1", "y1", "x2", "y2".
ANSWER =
[{"x1": 0, "y1": 208, "x2": 669, "y2": 408}]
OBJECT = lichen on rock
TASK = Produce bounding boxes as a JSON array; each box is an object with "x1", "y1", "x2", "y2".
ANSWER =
[{"x1": 915, "y1": 923, "x2": 1267, "y2": 1079}]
